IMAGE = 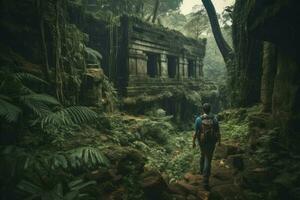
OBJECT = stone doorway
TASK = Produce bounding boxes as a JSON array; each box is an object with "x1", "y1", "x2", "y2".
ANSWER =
[
  {"x1": 146, "y1": 53, "x2": 159, "y2": 78},
  {"x1": 167, "y1": 55, "x2": 178, "y2": 78},
  {"x1": 188, "y1": 59, "x2": 196, "y2": 78}
]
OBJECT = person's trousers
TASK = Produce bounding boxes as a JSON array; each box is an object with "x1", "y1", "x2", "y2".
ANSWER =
[{"x1": 199, "y1": 141, "x2": 216, "y2": 185}]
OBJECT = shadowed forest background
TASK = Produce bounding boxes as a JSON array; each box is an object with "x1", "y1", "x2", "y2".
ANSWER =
[{"x1": 0, "y1": 0, "x2": 300, "y2": 200}]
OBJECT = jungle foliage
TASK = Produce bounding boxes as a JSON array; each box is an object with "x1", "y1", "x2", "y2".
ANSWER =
[{"x1": 1, "y1": 0, "x2": 300, "y2": 199}]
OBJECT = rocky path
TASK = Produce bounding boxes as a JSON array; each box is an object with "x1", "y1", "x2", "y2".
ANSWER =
[
  {"x1": 90, "y1": 113, "x2": 251, "y2": 200},
  {"x1": 142, "y1": 142, "x2": 246, "y2": 200}
]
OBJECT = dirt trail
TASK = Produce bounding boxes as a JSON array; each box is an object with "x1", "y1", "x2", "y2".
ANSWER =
[{"x1": 166, "y1": 142, "x2": 245, "y2": 200}]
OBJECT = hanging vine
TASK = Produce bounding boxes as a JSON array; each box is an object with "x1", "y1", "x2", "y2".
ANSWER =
[
  {"x1": 36, "y1": 0, "x2": 50, "y2": 81},
  {"x1": 54, "y1": 0, "x2": 64, "y2": 103},
  {"x1": 107, "y1": 15, "x2": 119, "y2": 81}
]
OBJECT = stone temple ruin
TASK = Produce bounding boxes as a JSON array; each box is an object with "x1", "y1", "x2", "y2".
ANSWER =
[
  {"x1": 81, "y1": 14, "x2": 215, "y2": 119},
  {"x1": 117, "y1": 17, "x2": 207, "y2": 97}
]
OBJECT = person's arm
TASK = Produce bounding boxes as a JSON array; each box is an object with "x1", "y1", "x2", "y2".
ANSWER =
[
  {"x1": 192, "y1": 133, "x2": 196, "y2": 148},
  {"x1": 193, "y1": 117, "x2": 201, "y2": 148}
]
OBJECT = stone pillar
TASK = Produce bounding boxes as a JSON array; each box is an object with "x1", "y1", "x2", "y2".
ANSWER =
[
  {"x1": 175, "y1": 57, "x2": 179, "y2": 79},
  {"x1": 183, "y1": 58, "x2": 188, "y2": 78},
  {"x1": 80, "y1": 68, "x2": 103, "y2": 107},
  {"x1": 128, "y1": 49, "x2": 148, "y2": 78},
  {"x1": 136, "y1": 50, "x2": 147, "y2": 77},
  {"x1": 195, "y1": 58, "x2": 201, "y2": 79},
  {"x1": 179, "y1": 57, "x2": 185, "y2": 80},
  {"x1": 261, "y1": 42, "x2": 277, "y2": 112},
  {"x1": 160, "y1": 53, "x2": 168, "y2": 78},
  {"x1": 198, "y1": 58, "x2": 204, "y2": 78},
  {"x1": 128, "y1": 49, "x2": 137, "y2": 77}
]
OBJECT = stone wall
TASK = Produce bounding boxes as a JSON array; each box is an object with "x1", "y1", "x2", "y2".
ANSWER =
[
  {"x1": 235, "y1": 0, "x2": 300, "y2": 152},
  {"x1": 232, "y1": 0, "x2": 263, "y2": 107}
]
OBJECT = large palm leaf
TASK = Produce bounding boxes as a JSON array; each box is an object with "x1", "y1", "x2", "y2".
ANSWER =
[
  {"x1": 0, "y1": 95, "x2": 22, "y2": 122},
  {"x1": 40, "y1": 106, "x2": 98, "y2": 128},
  {"x1": 68, "y1": 146, "x2": 109, "y2": 168},
  {"x1": 17, "y1": 179, "x2": 96, "y2": 200},
  {"x1": 20, "y1": 94, "x2": 60, "y2": 117},
  {"x1": 14, "y1": 72, "x2": 48, "y2": 85}
]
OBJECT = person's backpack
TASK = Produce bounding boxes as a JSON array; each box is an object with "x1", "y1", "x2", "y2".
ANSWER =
[{"x1": 200, "y1": 114, "x2": 217, "y2": 142}]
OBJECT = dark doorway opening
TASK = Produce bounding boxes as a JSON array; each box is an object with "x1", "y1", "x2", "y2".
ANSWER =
[
  {"x1": 146, "y1": 53, "x2": 159, "y2": 78},
  {"x1": 88, "y1": 0, "x2": 97, "y2": 4},
  {"x1": 168, "y1": 56, "x2": 177, "y2": 78},
  {"x1": 188, "y1": 59, "x2": 196, "y2": 78}
]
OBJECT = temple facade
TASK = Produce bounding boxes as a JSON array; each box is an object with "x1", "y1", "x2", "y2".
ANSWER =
[{"x1": 116, "y1": 16, "x2": 207, "y2": 96}]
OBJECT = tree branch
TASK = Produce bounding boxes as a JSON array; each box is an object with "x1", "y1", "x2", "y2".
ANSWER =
[{"x1": 201, "y1": 0, "x2": 233, "y2": 63}]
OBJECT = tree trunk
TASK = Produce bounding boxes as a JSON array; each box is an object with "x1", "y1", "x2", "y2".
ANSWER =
[
  {"x1": 37, "y1": 0, "x2": 50, "y2": 81},
  {"x1": 201, "y1": 0, "x2": 233, "y2": 63},
  {"x1": 40, "y1": 18, "x2": 50, "y2": 81},
  {"x1": 201, "y1": 0, "x2": 237, "y2": 107},
  {"x1": 55, "y1": 0, "x2": 64, "y2": 103},
  {"x1": 152, "y1": 0, "x2": 160, "y2": 24},
  {"x1": 261, "y1": 42, "x2": 277, "y2": 112}
]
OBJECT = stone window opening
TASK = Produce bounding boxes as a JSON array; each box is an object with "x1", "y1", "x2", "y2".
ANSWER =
[
  {"x1": 146, "y1": 53, "x2": 159, "y2": 78},
  {"x1": 87, "y1": 0, "x2": 97, "y2": 4},
  {"x1": 167, "y1": 55, "x2": 177, "y2": 78},
  {"x1": 188, "y1": 59, "x2": 196, "y2": 78}
]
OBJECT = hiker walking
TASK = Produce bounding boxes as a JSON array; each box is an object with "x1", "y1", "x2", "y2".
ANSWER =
[{"x1": 193, "y1": 103, "x2": 221, "y2": 190}]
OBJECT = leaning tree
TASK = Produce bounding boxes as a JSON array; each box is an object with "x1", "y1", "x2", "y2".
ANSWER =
[{"x1": 200, "y1": 0, "x2": 236, "y2": 106}]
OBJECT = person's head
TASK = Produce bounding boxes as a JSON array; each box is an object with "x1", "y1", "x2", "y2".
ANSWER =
[{"x1": 202, "y1": 103, "x2": 211, "y2": 114}]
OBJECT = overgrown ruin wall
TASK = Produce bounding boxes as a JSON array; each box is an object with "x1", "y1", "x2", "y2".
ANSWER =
[
  {"x1": 114, "y1": 16, "x2": 212, "y2": 120},
  {"x1": 117, "y1": 16, "x2": 207, "y2": 96},
  {"x1": 0, "y1": 0, "x2": 218, "y2": 121},
  {"x1": 232, "y1": 0, "x2": 263, "y2": 107},
  {"x1": 234, "y1": 0, "x2": 300, "y2": 152}
]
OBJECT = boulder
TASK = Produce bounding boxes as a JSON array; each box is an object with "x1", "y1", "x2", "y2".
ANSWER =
[
  {"x1": 183, "y1": 172, "x2": 203, "y2": 186},
  {"x1": 197, "y1": 190, "x2": 210, "y2": 200},
  {"x1": 241, "y1": 167, "x2": 272, "y2": 192},
  {"x1": 171, "y1": 194, "x2": 186, "y2": 200},
  {"x1": 141, "y1": 169, "x2": 169, "y2": 200},
  {"x1": 139, "y1": 120, "x2": 171, "y2": 144},
  {"x1": 168, "y1": 180, "x2": 210, "y2": 200},
  {"x1": 176, "y1": 181, "x2": 199, "y2": 195},
  {"x1": 187, "y1": 194, "x2": 197, "y2": 200},
  {"x1": 210, "y1": 184, "x2": 244, "y2": 200},
  {"x1": 227, "y1": 154, "x2": 244, "y2": 171},
  {"x1": 103, "y1": 147, "x2": 145, "y2": 175},
  {"x1": 214, "y1": 144, "x2": 242, "y2": 159},
  {"x1": 108, "y1": 186, "x2": 125, "y2": 200},
  {"x1": 80, "y1": 68, "x2": 104, "y2": 106},
  {"x1": 86, "y1": 168, "x2": 123, "y2": 185},
  {"x1": 168, "y1": 183, "x2": 187, "y2": 195}
]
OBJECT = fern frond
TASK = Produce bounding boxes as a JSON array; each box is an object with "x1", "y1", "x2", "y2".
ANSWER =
[
  {"x1": 20, "y1": 94, "x2": 60, "y2": 117},
  {"x1": 14, "y1": 72, "x2": 48, "y2": 85},
  {"x1": 68, "y1": 179, "x2": 96, "y2": 191},
  {"x1": 20, "y1": 94, "x2": 60, "y2": 105},
  {"x1": 0, "y1": 94, "x2": 11, "y2": 101},
  {"x1": 0, "y1": 97, "x2": 22, "y2": 122},
  {"x1": 68, "y1": 146, "x2": 109, "y2": 168},
  {"x1": 40, "y1": 106, "x2": 98, "y2": 128},
  {"x1": 17, "y1": 180, "x2": 43, "y2": 195},
  {"x1": 49, "y1": 153, "x2": 69, "y2": 170},
  {"x1": 24, "y1": 153, "x2": 48, "y2": 171},
  {"x1": 19, "y1": 85, "x2": 35, "y2": 94}
]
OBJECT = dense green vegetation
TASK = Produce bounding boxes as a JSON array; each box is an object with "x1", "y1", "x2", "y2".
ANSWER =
[{"x1": 1, "y1": 0, "x2": 300, "y2": 200}]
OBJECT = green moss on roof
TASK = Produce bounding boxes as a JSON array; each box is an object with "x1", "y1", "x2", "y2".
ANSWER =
[{"x1": 127, "y1": 15, "x2": 206, "y2": 47}]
